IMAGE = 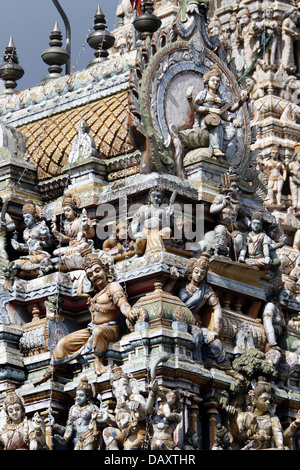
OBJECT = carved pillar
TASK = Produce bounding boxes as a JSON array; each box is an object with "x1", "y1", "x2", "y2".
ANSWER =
[
  {"x1": 203, "y1": 392, "x2": 219, "y2": 450},
  {"x1": 190, "y1": 396, "x2": 202, "y2": 434}
]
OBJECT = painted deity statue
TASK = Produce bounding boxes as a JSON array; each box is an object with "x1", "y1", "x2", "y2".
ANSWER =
[
  {"x1": 146, "y1": 378, "x2": 182, "y2": 450},
  {"x1": 186, "y1": 65, "x2": 247, "y2": 159},
  {"x1": 209, "y1": 172, "x2": 250, "y2": 260},
  {"x1": 11, "y1": 199, "x2": 52, "y2": 279},
  {"x1": 262, "y1": 280, "x2": 299, "y2": 388},
  {"x1": 258, "y1": 147, "x2": 287, "y2": 207},
  {"x1": 178, "y1": 252, "x2": 231, "y2": 369},
  {"x1": 0, "y1": 197, "x2": 16, "y2": 261},
  {"x1": 281, "y1": 7, "x2": 299, "y2": 74},
  {"x1": 102, "y1": 365, "x2": 147, "y2": 450},
  {"x1": 54, "y1": 253, "x2": 140, "y2": 376},
  {"x1": 130, "y1": 188, "x2": 177, "y2": 258},
  {"x1": 0, "y1": 390, "x2": 47, "y2": 450},
  {"x1": 238, "y1": 8, "x2": 259, "y2": 71},
  {"x1": 254, "y1": 6, "x2": 278, "y2": 70},
  {"x1": 53, "y1": 376, "x2": 102, "y2": 450},
  {"x1": 51, "y1": 191, "x2": 95, "y2": 271},
  {"x1": 230, "y1": 377, "x2": 287, "y2": 450},
  {"x1": 287, "y1": 146, "x2": 300, "y2": 212},
  {"x1": 238, "y1": 212, "x2": 272, "y2": 271},
  {"x1": 34, "y1": 253, "x2": 141, "y2": 385}
]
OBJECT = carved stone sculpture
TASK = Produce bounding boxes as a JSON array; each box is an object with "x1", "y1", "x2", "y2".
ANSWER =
[
  {"x1": 287, "y1": 145, "x2": 300, "y2": 212},
  {"x1": 53, "y1": 376, "x2": 102, "y2": 450},
  {"x1": 34, "y1": 253, "x2": 141, "y2": 385},
  {"x1": 259, "y1": 146, "x2": 287, "y2": 207},
  {"x1": 146, "y1": 381, "x2": 182, "y2": 450},
  {"x1": 53, "y1": 253, "x2": 139, "y2": 376},
  {"x1": 145, "y1": 356, "x2": 182, "y2": 450},
  {"x1": 254, "y1": 6, "x2": 278, "y2": 71},
  {"x1": 238, "y1": 212, "x2": 272, "y2": 271},
  {"x1": 0, "y1": 390, "x2": 47, "y2": 450},
  {"x1": 209, "y1": 172, "x2": 250, "y2": 260},
  {"x1": 11, "y1": 199, "x2": 52, "y2": 279},
  {"x1": 51, "y1": 190, "x2": 95, "y2": 270},
  {"x1": 262, "y1": 280, "x2": 299, "y2": 388},
  {"x1": 102, "y1": 365, "x2": 147, "y2": 450},
  {"x1": 281, "y1": 7, "x2": 299, "y2": 74},
  {"x1": 238, "y1": 8, "x2": 259, "y2": 71},
  {"x1": 178, "y1": 252, "x2": 231, "y2": 369},
  {"x1": 68, "y1": 120, "x2": 99, "y2": 164},
  {"x1": 184, "y1": 65, "x2": 246, "y2": 159},
  {"x1": 229, "y1": 376, "x2": 287, "y2": 450},
  {"x1": 129, "y1": 188, "x2": 176, "y2": 258},
  {"x1": 0, "y1": 197, "x2": 16, "y2": 261}
]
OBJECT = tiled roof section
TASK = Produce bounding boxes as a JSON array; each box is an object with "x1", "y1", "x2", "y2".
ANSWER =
[{"x1": 17, "y1": 91, "x2": 134, "y2": 180}]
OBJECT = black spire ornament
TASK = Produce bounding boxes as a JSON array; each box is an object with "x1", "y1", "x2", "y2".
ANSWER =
[
  {"x1": 87, "y1": 5, "x2": 115, "y2": 67},
  {"x1": 133, "y1": 0, "x2": 161, "y2": 43},
  {"x1": 41, "y1": 21, "x2": 70, "y2": 82},
  {"x1": 0, "y1": 36, "x2": 24, "y2": 94}
]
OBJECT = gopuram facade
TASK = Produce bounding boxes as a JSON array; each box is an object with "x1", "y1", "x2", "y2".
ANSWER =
[{"x1": 0, "y1": 0, "x2": 298, "y2": 451}]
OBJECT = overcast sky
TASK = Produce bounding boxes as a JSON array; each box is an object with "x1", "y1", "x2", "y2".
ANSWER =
[{"x1": 0, "y1": 0, "x2": 121, "y2": 91}]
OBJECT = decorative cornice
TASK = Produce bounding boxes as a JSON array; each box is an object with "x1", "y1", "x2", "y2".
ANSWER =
[{"x1": 0, "y1": 51, "x2": 136, "y2": 127}]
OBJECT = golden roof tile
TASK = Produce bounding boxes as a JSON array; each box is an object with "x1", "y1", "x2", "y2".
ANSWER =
[{"x1": 17, "y1": 91, "x2": 134, "y2": 180}]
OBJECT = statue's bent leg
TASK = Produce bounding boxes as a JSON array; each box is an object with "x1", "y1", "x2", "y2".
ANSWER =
[
  {"x1": 92, "y1": 324, "x2": 119, "y2": 375},
  {"x1": 54, "y1": 328, "x2": 91, "y2": 360}
]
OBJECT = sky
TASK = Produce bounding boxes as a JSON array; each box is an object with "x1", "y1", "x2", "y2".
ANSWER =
[{"x1": 0, "y1": 0, "x2": 121, "y2": 91}]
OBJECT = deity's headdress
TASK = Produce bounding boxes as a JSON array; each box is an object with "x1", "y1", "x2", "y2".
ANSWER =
[
  {"x1": 251, "y1": 211, "x2": 263, "y2": 221},
  {"x1": 186, "y1": 251, "x2": 211, "y2": 275},
  {"x1": 22, "y1": 199, "x2": 42, "y2": 219},
  {"x1": 76, "y1": 375, "x2": 95, "y2": 401},
  {"x1": 3, "y1": 390, "x2": 25, "y2": 420},
  {"x1": 62, "y1": 190, "x2": 81, "y2": 208},
  {"x1": 203, "y1": 65, "x2": 221, "y2": 84},
  {"x1": 110, "y1": 365, "x2": 129, "y2": 386},
  {"x1": 83, "y1": 252, "x2": 116, "y2": 281}
]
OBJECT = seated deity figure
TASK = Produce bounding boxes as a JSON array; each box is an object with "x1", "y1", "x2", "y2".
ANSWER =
[
  {"x1": 34, "y1": 253, "x2": 141, "y2": 384},
  {"x1": 146, "y1": 378, "x2": 182, "y2": 450},
  {"x1": 101, "y1": 365, "x2": 147, "y2": 450},
  {"x1": 0, "y1": 390, "x2": 47, "y2": 450},
  {"x1": 11, "y1": 199, "x2": 52, "y2": 279},
  {"x1": 178, "y1": 252, "x2": 231, "y2": 370},
  {"x1": 102, "y1": 219, "x2": 135, "y2": 258},
  {"x1": 51, "y1": 190, "x2": 95, "y2": 270},
  {"x1": 55, "y1": 254, "x2": 139, "y2": 375},
  {"x1": 209, "y1": 173, "x2": 250, "y2": 260},
  {"x1": 238, "y1": 212, "x2": 272, "y2": 271},
  {"x1": 129, "y1": 188, "x2": 177, "y2": 258},
  {"x1": 185, "y1": 65, "x2": 247, "y2": 159},
  {"x1": 52, "y1": 376, "x2": 103, "y2": 450},
  {"x1": 259, "y1": 147, "x2": 287, "y2": 207}
]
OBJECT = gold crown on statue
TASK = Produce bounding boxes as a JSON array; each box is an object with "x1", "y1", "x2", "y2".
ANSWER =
[
  {"x1": 110, "y1": 365, "x2": 128, "y2": 384},
  {"x1": 3, "y1": 390, "x2": 25, "y2": 409},
  {"x1": 203, "y1": 65, "x2": 221, "y2": 83},
  {"x1": 22, "y1": 199, "x2": 42, "y2": 218},
  {"x1": 62, "y1": 190, "x2": 80, "y2": 208}
]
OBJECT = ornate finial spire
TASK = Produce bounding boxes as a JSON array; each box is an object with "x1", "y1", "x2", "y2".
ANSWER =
[
  {"x1": 87, "y1": 5, "x2": 115, "y2": 66},
  {"x1": 41, "y1": 21, "x2": 70, "y2": 82},
  {"x1": 133, "y1": 0, "x2": 161, "y2": 43},
  {"x1": 0, "y1": 36, "x2": 24, "y2": 94}
]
